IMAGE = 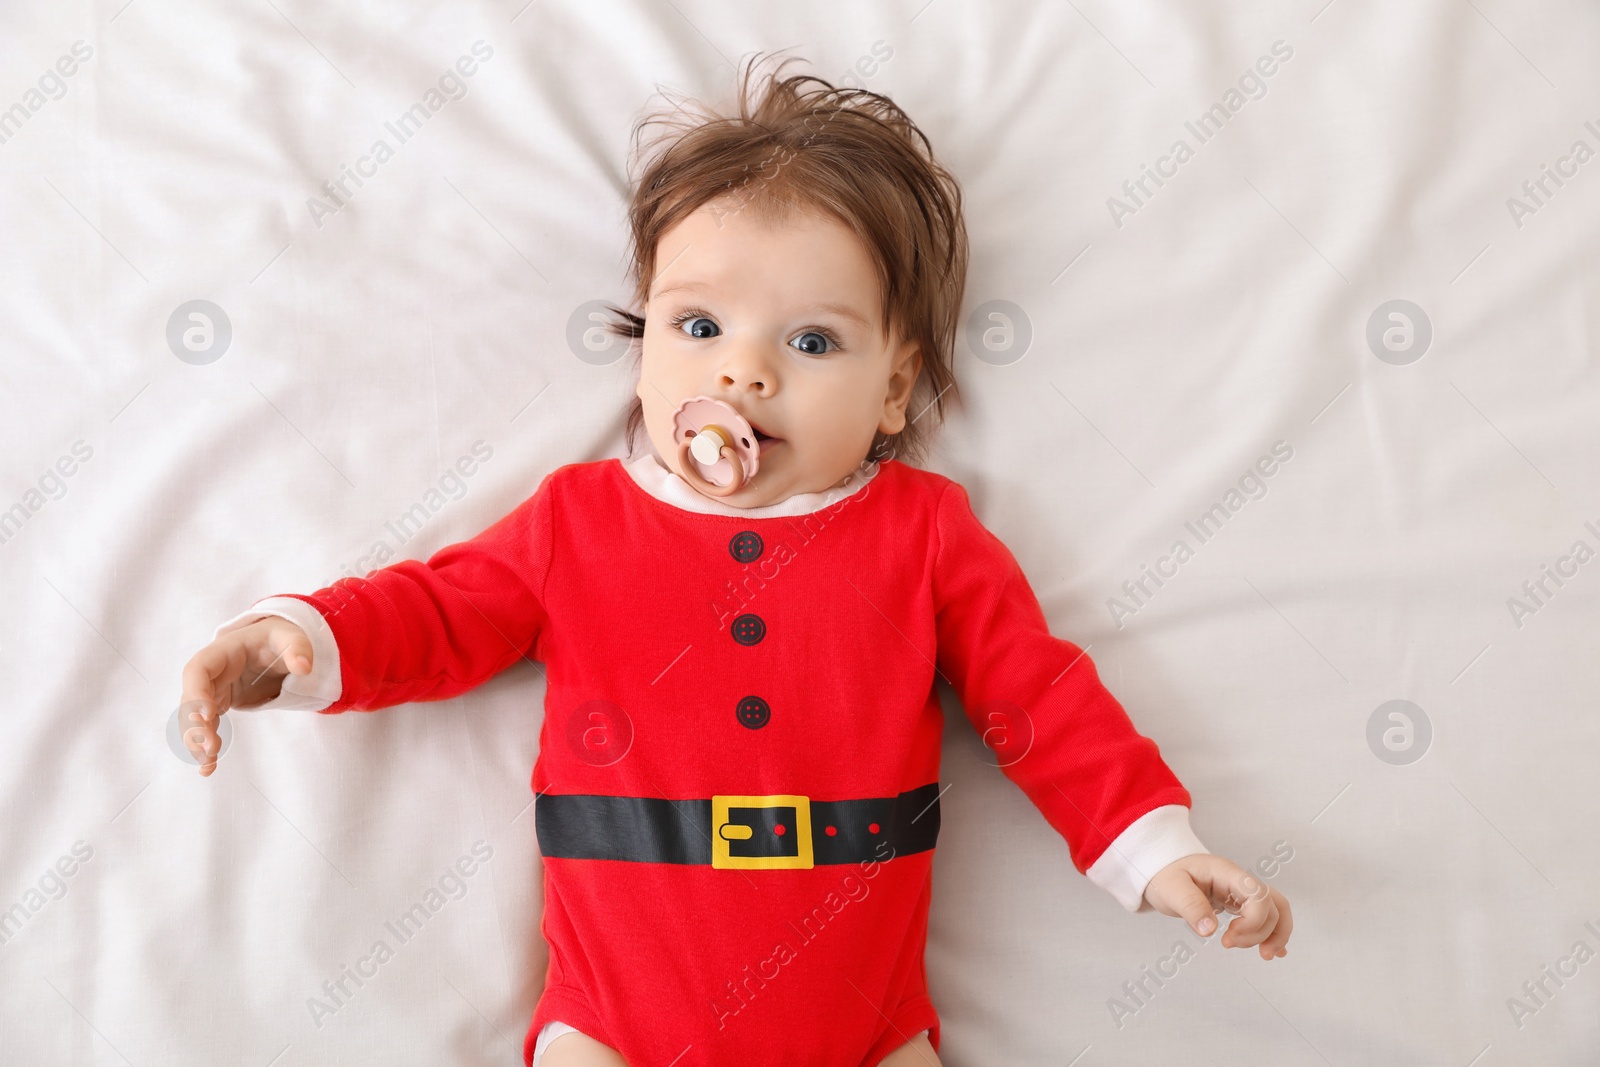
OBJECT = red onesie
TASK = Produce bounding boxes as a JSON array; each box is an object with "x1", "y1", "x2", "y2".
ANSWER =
[{"x1": 218, "y1": 455, "x2": 1208, "y2": 1066}]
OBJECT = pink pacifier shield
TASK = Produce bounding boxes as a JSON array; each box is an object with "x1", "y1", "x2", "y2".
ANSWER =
[{"x1": 671, "y1": 396, "x2": 760, "y2": 488}]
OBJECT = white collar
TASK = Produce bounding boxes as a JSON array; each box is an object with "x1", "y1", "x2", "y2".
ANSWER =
[{"x1": 622, "y1": 451, "x2": 879, "y2": 518}]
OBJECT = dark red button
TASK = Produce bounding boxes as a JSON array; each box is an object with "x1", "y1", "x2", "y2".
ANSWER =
[
  {"x1": 736, "y1": 696, "x2": 770, "y2": 729},
  {"x1": 730, "y1": 613, "x2": 765, "y2": 646},
  {"x1": 729, "y1": 531, "x2": 763, "y2": 563}
]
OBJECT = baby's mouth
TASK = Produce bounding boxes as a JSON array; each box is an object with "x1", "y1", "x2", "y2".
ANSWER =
[{"x1": 750, "y1": 424, "x2": 782, "y2": 453}]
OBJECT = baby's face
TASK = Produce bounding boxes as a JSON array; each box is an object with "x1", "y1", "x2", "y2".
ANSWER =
[{"x1": 636, "y1": 197, "x2": 920, "y2": 508}]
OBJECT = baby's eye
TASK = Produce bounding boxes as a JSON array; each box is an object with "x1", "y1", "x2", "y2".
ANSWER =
[
  {"x1": 678, "y1": 316, "x2": 720, "y2": 339},
  {"x1": 790, "y1": 331, "x2": 834, "y2": 356}
]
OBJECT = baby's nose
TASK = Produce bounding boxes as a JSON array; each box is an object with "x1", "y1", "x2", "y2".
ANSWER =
[
  {"x1": 718, "y1": 368, "x2": 768, "y2": 392},
  {"x1": 714, "y1": 340, "x2": 777, "y2": 393}
]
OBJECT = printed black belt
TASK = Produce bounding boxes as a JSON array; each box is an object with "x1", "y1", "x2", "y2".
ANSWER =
[{"x1": 535, "y1": 783, "x2": 942, "y2": 870}]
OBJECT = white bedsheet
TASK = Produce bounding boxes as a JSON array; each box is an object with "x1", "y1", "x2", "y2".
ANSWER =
[{"x1": 3, "y1": 1, "x2": 1598, "y2": 1063}]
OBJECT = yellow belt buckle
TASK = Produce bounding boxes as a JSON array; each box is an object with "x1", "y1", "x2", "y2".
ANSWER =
[{"x1": 711, "y1": 794, "x2": 813, "y2": 870}]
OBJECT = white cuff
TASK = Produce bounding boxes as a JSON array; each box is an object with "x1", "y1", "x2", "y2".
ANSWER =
[
  {"x1": 212, "y1": 596, "x2": 342, "y2": 712},
  {"x1": 1085, "y1": 804, "x2": 1209, "y2": 913}
]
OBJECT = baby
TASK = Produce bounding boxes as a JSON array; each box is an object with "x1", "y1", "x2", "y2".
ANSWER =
[{"x1": 180, "y1": 55, "x2": 1292, "y2": 1067}]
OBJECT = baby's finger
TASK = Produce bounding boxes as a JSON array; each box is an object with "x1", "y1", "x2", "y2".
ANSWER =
[
  {"x1": 269, "y1": 619, "x2": 314, "y2": 675},
  {"x1": 179, "y1": 702, "x2": 221, "y2": 776},
  {"x1": 1222, "y1": 888, "x2": 1279, "y2": 950},
  {"x1": 179, "y1": 710, "x2": 212, "y2": 757},
  {"x1": 180, "y1": 639, "x2": 248, "y2": 777},
  {"x1": 1167, "y1": 875, "x2": 1221, "y2": 937},
  {"x1": 180, "y1": 640, "x2": 245, "y2": 722},
  {"x1": 1257, "y1": 889, "x2": 1293, "y2": 959}
]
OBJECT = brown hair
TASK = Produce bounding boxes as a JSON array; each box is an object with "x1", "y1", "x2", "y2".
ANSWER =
[{"x1": 606, "y1": 51, "x2": 968, "y2": 468}]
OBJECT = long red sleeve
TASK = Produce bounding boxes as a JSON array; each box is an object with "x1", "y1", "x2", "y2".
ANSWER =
[
  {"x1": 931, "y1": 480, "x2": 1193, "y2": 876},
  {"x1": 271, "y1": 471, "x2": 556, "y2": 713}
]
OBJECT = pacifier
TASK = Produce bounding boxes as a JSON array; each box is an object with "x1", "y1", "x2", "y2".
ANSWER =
[{"x1": 670, "y1": 395, "x2": 760, "y2": 497}]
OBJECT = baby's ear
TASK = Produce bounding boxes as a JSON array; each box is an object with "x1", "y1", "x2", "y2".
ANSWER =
[
  {"x1": 879, "y1": 340, "x2": 921, "y2": 435},
  {"x1": 889, "y1": 337, "x2": 921, "y2": 396}
]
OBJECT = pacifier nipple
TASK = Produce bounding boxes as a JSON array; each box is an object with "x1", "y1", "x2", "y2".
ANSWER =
[{"x1": 670, "y1": 396, "x2": 760, "y2": 498}]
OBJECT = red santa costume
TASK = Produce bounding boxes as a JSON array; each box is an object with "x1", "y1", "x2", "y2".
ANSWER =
[{"x1": 216, "y1": 451, "x2": 1209, "y2": 1067}]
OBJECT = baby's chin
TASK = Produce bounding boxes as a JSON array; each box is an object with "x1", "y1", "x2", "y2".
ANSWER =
[{"x1": 709, "y1": 468, "x2": 797, "y2": 510}]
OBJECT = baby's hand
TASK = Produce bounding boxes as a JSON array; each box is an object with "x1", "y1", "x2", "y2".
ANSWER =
[
  {"x1": 178, "y1": 617, "x2": 313, "y2": 777},
  {"x1": 1142, "y1": 854, "x2": 1293, "y2": 960}
]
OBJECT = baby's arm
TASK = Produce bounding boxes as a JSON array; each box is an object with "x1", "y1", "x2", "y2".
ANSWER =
[
  {"x1": 931, "y1": 481, "x2": 1202, "y2": 902},
  {"x1": 931, "y1": 481, "x2": 1291, "y2": 957},
  {"x1": 178, "y1": 472, "x2": 558, "y2": 774}
]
